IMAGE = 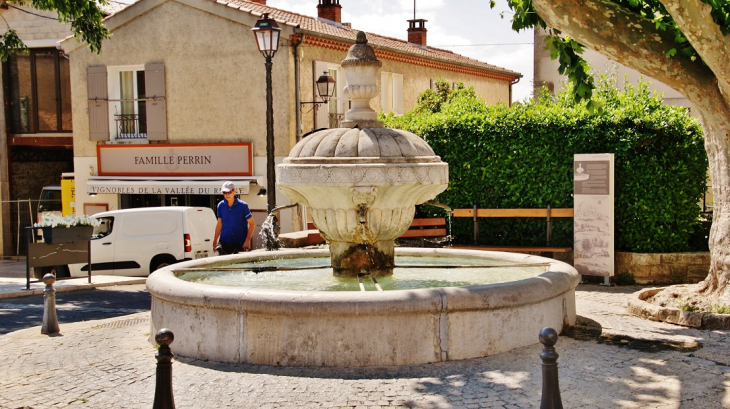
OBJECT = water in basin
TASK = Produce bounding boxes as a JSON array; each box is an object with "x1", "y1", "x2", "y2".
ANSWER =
[{"x1": 176, "y1": 255, "x2": 549, "y2": 291}]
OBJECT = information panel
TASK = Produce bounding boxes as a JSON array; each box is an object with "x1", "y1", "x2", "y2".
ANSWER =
[{"x1": 574, "y1": 153, "x2": 615, "y2": 277}]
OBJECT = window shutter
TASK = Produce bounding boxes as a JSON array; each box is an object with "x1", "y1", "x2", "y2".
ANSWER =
[
  {"x1": 87, "y1": 66, "x2": 109, "y2": 141},
  {"x1": 381, "y1": 72, "x2": 390, "y2": 113},
  {"x1": 393, "y1": 73, "x2": 403, "y2": 115},
  {"x1": 144, "y1": 63, "x2": 167, "y2": 141},
  {"x1": 313, "y1": 61, "x2": 329, "y2": 128}
]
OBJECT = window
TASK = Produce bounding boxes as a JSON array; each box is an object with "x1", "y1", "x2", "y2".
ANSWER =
[
  {"x1": 108, "y1": 66, "x2": 147, "y2": 139},
  {"x1": 87, "y1": 63, "x2": 166, "y2": 142},
  {"x1": 381, "y1": 72, "x2": 404, "y2": 115},
  {"x1": 5, "y1": 48, "x2": 72, "y2": 133},
  {"x1": 92, "y1": 217, "x2": 114, "y2": 239}
]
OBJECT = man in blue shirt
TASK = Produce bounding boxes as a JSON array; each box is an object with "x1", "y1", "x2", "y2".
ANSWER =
[{"x1": 213, "y1": 181, "x2": 256, "y2": 254}]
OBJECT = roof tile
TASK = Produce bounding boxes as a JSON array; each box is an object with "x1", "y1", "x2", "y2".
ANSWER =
[{"x1": 218, "y1": 0, "x2": 521, "y2": 79}]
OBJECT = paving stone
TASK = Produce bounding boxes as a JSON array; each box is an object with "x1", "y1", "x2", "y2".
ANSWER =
[{"x1": 1, "y1": 286, "x2": 729, "y2": 408}]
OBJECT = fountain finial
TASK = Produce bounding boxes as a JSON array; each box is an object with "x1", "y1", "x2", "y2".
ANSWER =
[{"x1": 341, "y1": 31, "x2": 383, "y2": 128}]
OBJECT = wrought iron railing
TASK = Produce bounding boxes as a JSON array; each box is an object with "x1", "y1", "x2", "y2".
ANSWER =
[{"x1": 115, "y1": 114, "x2": 147, "y2": 139}]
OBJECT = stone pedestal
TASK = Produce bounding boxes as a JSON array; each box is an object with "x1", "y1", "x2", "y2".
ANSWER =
[{"x1": 330, "y1": 241, "x2": 394, "y2": 277}]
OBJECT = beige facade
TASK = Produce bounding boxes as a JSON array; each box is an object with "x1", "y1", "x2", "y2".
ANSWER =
[
  {"x1": 297, "y1": 45, "x2": 512, "y2": 135},
  {"x1": 534, "y1": 27, "x2": 690, "y2": 109},
  {"x1": 61, "y1": 0, "x2": 519, "y2": 238}
]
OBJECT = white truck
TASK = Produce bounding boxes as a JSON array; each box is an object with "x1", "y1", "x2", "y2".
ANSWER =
[{"x1": 41, "y1": 206, "x2": 216, "y2": 278}]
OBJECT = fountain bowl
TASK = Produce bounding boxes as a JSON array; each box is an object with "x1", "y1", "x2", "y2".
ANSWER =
[{"x1": 147, "y1": 247, "x2": 579, "y2": 367}]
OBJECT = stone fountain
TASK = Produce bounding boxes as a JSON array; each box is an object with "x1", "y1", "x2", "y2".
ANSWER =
[
  {"x1": 277, "y1": 32, "x2": 448, "y2": 277},
  {"x1": 146, "y1": 32, "x2": 580, "y2": 367}
]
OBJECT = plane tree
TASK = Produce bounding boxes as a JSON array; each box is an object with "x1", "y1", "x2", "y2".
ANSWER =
[
  {"x1": 501, "y1": 0, "x2": 730, "y2": 305},
  {"x1": 0, "y1": 0, "x2": 108, "y2": 60}
]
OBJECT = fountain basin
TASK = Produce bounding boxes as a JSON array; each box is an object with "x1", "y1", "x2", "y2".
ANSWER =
[{"x1": 147, "y1": 248, "x2": 579, "y2": 367}]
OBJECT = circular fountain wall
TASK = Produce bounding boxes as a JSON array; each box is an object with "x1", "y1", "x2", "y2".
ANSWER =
[{"x1": 147, "y1": 248, "x2": 579, "y2": 367}]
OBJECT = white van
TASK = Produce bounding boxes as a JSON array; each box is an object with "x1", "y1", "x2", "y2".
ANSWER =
[{"x1": 56, "y1": 207, "x2": 216, "y2": 277}]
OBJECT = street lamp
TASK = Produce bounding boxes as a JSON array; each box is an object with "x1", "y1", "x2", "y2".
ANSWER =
[
  {"x1": 315, "y1": 71, "x2": 336, "y2": 104},
  {"x1": 300, "y1": 71, "x2": 336, "y2": 129},
  {"x1": 252, "y1": 13, "x2": 281, "y2": 213}
]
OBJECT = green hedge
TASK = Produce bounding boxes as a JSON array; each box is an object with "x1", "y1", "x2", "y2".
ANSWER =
[{"x1": 384, "y1": 79, "x2": 708, "y2": 252}]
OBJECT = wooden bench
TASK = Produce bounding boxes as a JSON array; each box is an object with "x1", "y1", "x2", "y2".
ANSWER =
[
  {"x1": 301, "y1": 218, "x2": 448, "y2": 246},
  {"x1": 452, "y1": 206, "x2": 573, "y2": 253},
  {"x1": 399, "y1": 217, "x2": 447, "y2": 246}
]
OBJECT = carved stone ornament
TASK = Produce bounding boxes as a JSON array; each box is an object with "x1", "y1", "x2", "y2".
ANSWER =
[{"x1": 276, "y1": 32, "x2": 448, "y2": 277}]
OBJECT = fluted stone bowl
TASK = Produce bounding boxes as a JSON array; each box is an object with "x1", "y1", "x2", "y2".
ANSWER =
[{"x1": 277, "y1": 127, "x2": 448, "y2": 277}]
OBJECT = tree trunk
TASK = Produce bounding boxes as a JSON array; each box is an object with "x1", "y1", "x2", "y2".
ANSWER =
[
  {"x1": 700, "y1": 112, "x2": 730, "y2": 297},
  {"x1": 532, "y1": 0, "x2": 730, "y2": 297}
]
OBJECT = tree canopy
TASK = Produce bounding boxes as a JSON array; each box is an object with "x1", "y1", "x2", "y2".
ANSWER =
[
  {"x1": 499, "y1": 0, "x2": 730, "y2": 109},
  {"x1": 0, "y1": 0, "x2": 109, "y2": 60},
  {"x1": 503, "y1": 0, "x2": 730, "y2": 300}
]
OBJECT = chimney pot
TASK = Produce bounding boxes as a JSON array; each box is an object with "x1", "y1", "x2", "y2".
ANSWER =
[
  {"x1": 317, "y1": 0, "x2": 342, "y2": 23},
  {"x1": 407, "y1": 19, "x2": 427, "y2": 46}
]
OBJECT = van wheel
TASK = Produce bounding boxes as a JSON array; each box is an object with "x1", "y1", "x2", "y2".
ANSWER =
[
  {"x1": 51, "y1": 265, "x2": 70, "y2": 278},
  {"x1": 150, "y1": 256, "x2": 177, "y2": 274},
  {"x1": 34, "y1": 265, "x2": 69, "y2": 279}
]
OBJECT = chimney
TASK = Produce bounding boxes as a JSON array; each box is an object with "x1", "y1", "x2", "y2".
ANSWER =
[
  {"x1": 249, "y1": 0, "x2": 267, "y2": 4},
  {"x1": 407, "y1": 19, "x2": 427, "y2": 46},
  {"x1": 317, "y1": 0, "x2": 341, "y2": 23}
]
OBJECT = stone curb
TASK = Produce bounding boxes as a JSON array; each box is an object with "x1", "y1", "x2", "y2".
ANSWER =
[
  {"x1": 627, "y1": 287, "x2": 730, "y2": 330},
  {"x1": 0, "y1": 278, "x2": 147, "y2": 299}
]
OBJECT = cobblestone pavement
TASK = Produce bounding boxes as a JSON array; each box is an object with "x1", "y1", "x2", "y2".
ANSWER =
[{"x1": 1, "y1": 284, "x2": 729, "y2": 409}]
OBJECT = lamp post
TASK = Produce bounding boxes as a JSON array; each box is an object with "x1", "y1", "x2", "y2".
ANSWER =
[{"x1": 252, "y1": 13, "x2": 281, "y2": 213}]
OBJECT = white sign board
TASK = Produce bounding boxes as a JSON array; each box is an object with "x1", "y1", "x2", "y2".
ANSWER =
[
  {"x1": 97, "y1": 143, "x2": 252, "y2": 176},
  {"x1": 574, "y1": 153, "x2": 614, "y2": 277},
  {"x1": 86, "y1": 178, "x2": 251, "y2": 195}
]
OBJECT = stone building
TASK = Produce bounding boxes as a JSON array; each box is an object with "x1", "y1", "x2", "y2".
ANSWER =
[
  {"x1": 0, "y1": 1, "x2": 127, "y2": 257},
  {"x1": 60, "y1": 0, "x2": 521, "y2": 244}
]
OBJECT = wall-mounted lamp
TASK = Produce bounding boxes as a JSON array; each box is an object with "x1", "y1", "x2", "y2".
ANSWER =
[
  {"x1": 88, "y1": 193, "x2": 97, "y2": 197},
  {"x1": 301, "y1": 71, "x2": 336, "y2": 107},
  {"x1": 257, "y1": 188, "x2": 267, "y2": 197}
]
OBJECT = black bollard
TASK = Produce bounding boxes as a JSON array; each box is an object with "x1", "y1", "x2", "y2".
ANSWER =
[
  {"x1": 539, "y1": 327, "x2": 563, "y2": 409},
  {"x1": 41, "y1": 273, "x2": 60, "y2": 334},
  {"x1": 153, "y1": 328, "x2": 175, "y2": 409}
]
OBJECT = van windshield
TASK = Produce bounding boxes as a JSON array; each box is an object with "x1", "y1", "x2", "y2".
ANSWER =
[
  {"x1": 92, "y1": 217, "x2": 114, "y2": 239},
  {"x1": 38, "y1": 188, "x2": 62, "y2": 212}
]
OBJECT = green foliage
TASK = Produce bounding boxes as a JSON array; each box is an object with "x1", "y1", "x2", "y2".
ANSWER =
[
  {"x1": 384, "y1": 77, "x2": 708, "y2": 253},
  {"x1": 2, "y1": 0, "x2": 109, "y2": 56},
  {"x1": 409, "y1": 79, "x2": 477, "y2": 115},
  {"x1": 0, "y1": 29, "x2": 26, "y2": 62},
  {"x1": 710, "y1": 304, "x2": 730, "y2": 314},
  {"x1": 495, "y1": 0, "x2": 730, "y2": 104},
  {"x1": 679, "y1": 302, "x2": 698, "y2": 312}
]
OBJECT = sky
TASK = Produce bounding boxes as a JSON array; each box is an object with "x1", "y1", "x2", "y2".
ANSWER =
[{"x1": 267, "y1": 0, "x2": 535, "y2": 103}]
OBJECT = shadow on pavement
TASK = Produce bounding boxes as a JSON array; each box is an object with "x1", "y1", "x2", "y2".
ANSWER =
[{"x1": 0, "y1": 285, "x2": 150, "y2": 335}]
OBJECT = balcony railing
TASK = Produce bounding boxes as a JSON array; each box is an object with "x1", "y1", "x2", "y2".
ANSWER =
[{"x1": 115, "y1": 114, "x2": 147, "y2": 139}]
